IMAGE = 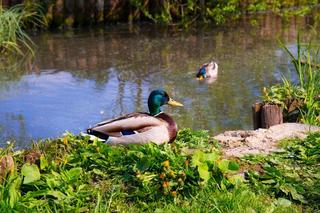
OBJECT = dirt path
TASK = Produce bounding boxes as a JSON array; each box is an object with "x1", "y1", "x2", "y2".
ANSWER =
[{"x1": 213, "y1": 123, "x2": 320, "y2": 157}]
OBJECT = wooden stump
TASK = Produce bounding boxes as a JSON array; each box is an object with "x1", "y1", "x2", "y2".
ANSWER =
[
  {"x1": 261, "y1": 104, "x2": 283, "y2": 129},
  {"x1": 252, "y1": 103, "x2": 283, "y2": 129},
  {"x1": 252, "y1": 102, "x2": 263, "y2": 129}
]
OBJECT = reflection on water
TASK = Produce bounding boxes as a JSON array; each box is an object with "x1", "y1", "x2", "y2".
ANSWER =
[{"x1": 0, "y1": 15, "x2": 318, "y2": 147}]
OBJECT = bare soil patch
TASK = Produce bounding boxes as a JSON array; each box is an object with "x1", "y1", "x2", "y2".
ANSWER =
[{"x1": 214, "y1": 123, "x2": 320, "y2": 157}]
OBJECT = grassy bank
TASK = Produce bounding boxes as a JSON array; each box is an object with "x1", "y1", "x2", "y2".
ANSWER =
[
  {"x1": 1, "y1": 1, "x2": 319, "y2": 58},
  {"x1": 1, "y1": 0, "x2": 320, "y2": 28},
  {"x1": 244, "y1": 132, "x2": 320, "y2": 210},
  {"x1": 0, "y1": 129, "x2": 319, "y2": 211}
]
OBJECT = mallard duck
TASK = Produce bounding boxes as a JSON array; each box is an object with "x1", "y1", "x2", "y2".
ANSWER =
[
  {"x1": 196, "y1": 61, "x2": 218, "y2": 80},
  {"x1": 86, "y1": 89, "x2": 183, "y2": 145}
]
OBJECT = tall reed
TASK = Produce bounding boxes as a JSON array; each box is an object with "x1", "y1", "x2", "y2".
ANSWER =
[
  {"x1": 0, "y1": 3, "x2": 45, "y2": 56},
  {"x1": 282, "y1": 35, "x2": 320, "y2": 125},
  {"x1": 264, "y1": 35, "x2": 320, "y2": 125}
]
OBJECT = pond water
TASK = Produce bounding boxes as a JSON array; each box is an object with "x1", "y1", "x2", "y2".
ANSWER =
[{"x1": 0, "y1": 15, "x2": 318, "y2": 147}]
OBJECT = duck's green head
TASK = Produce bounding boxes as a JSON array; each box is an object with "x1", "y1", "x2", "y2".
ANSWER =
[
  {"x1": 148, "y1": 89, "x2": 183, "y2": 116},
  {"x1": 196, "y1": 66, "x2": 207, "y2": 80}
]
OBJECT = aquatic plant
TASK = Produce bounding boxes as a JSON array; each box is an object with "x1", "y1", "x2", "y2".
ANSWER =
[
  {"x1": 263, "y1": 35, "x2": 320, "y2": 125},
  {"x1": 0, "y1": 3, "x2": 45, "y2": 56}
]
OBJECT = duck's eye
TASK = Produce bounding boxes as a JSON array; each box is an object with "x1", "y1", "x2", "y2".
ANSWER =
[{"x1": 163, "y1": 96, "x2": 169, "y2": 104}]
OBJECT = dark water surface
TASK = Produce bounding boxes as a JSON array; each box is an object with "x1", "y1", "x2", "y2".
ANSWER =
[{"x1": 0, "y1": 16, "x2": 318, "y2": 147}]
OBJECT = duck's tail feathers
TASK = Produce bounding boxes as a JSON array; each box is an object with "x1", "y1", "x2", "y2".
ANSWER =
[{"x1": 86, "y1": 128, "x2": 110, "y2": 141}]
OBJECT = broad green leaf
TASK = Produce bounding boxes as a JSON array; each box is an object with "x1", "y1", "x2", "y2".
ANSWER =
[
  {"x1": 27, "y1": 189, "x2": 51, "y2": 198},
  {"x1": 261, "y1": 179, "x2": 276, "y2": 184},
  {"x1": 192, "y1": 150, "x2": 219, "y2": 167},
  {"x1": 46, "y1": 190, "x2": 66, "y2": 200},
  {"x1": 21, "y1": 164, "x2": 40, "y2": 184},
  {"x1": 228, "y1": 161, "x2": 240, "y2": 171},
  {"x1": 220, "y1": 181, "x2": 227, "y2": 190},
  {"x1": 280, "y1": 184, "x2": 305, "y2": 203},
  {"x1": 40, "y1": 155, "x2": 48, "y2": 170},
  {"x1": 205, "y1": 152, "x2": 219, "y2": 162},
  {"x1": 9, "y1": 176, "x2": 22, "y2": 208},
  {"x1": 93, "y1": 168, "x2": 106, "y2": 177},
  {"x1": 197, "y1": 164, "x2": 210, "y2": 182},
  {"x1": 276, "y1": 198, "x2": 292, "y2": 207},
  {"x1": 228, "y1": 175, "x2": 244, "y2": 185},
  {"x1": 66, "y1": 167, "x2": 82, "y2": 180},
  {"x1": 291, "y1": 190, "x2": 305, "y2": 203},
  {"x1": 52, "y1": 170, "x2": 60, "y2": 177},
  {"x1": 28, "y1": 190, "x2": 66, "y2": 200},
  {"x1": 46, "y1": 177, "x2": 61, "y2": 188},
  {"x1": 191, "y1": 150, "x2": 205, "y2": 167},
  {"x1": 218, "y1": 159, "x2": 230, "y2": 172},
  {"x1": 77, "y1": 184, "x2": 86, "y2": 191}
]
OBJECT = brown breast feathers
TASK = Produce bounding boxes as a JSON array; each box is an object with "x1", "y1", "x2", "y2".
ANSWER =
[{"x1": 155, "y1": 113, "x2": 178, "y2": 143}]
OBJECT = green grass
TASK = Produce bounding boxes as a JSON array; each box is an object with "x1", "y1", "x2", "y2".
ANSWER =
[
  {"x1": 244, "y1": 132, "x2": 320, "y2": 211},
  {"x1": 1, "y1": 129, "x2": 319, "y2": 211}
]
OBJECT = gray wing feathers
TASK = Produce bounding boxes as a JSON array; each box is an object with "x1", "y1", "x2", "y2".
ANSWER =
[
  {"x1": 107, "y1": 125, "x2": 170, "y2": 145},
  {"x1": 91, "y1": 113, "x2": 164, "y2": 133}
]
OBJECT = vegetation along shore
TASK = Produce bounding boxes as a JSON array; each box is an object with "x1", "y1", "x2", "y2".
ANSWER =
[{"x1": 0, "y1": 0, "x2": 320, "y2": 212}]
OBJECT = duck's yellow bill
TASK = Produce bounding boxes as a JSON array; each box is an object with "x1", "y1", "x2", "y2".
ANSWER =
[
  {"x1": 197, "y1": 76, "x2": 204, "y2": 80},
  {"x1": 168, "y1": 98, "x2": 183, "y2": 107}
]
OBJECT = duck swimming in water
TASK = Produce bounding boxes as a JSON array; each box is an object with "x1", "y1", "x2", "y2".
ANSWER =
[
  {"x1": 86, "y1": 89, "x2": 183, "y2": 145},
  {"x1": 196, "y1": 61, "x2": 218, "y2": 81}
]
